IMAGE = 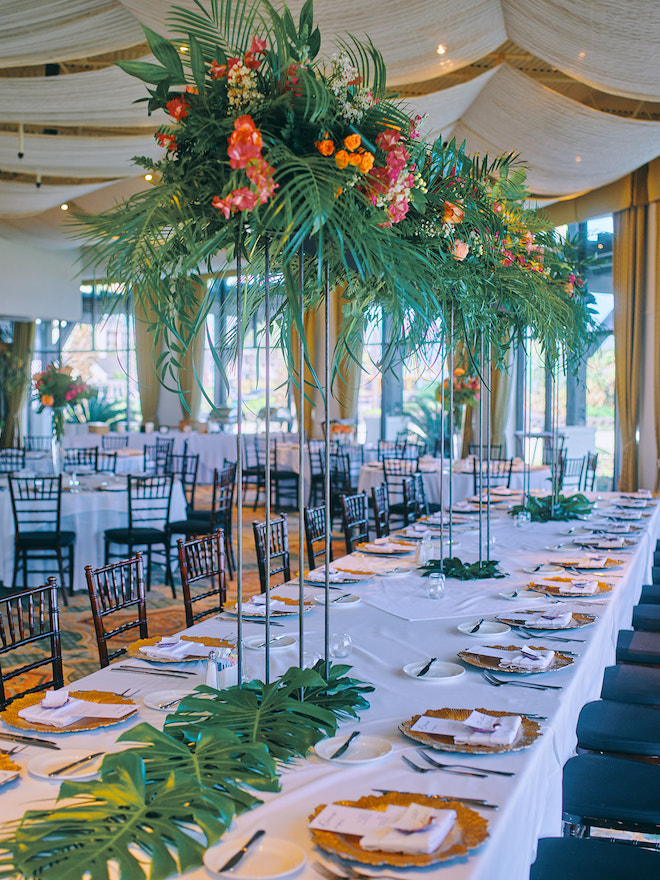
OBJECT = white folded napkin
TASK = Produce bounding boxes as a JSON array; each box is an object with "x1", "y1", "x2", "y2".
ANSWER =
[
  {"x1": 452, "y1": 710, "x2": 522, "y2": 746},
  {"x1": 139, "y1": 637, "x2": 216, "y2": 660},
  {"x1": 360, "y1": 804, "x2": 456, "y2": 855},
  {"x1": 18, "y1": 691, "x2": 134, "y2": 727},
  {"x1": 556, "y1": 578, "x2": 599, "y2": 595},
  {"x1": 537, "y1": 609, "x2": 574, "y2": 627},
  {"x1": 306, "y1": 567, "x2": 358, "y2": 583},
  {"x1": 239, "y1": 596, "x2": 290, "y2": 615},
  {"x1": 499, "y1": 647, "x2": 555, "y2": 671},
  {"x1": 364, "y1": 541, "x2": 411, "y2": 553}
]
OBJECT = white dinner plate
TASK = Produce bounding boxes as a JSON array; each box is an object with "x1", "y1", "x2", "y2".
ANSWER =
[
  {"x1": 402, "y1": 661, "x2": 466, "y2": 682},
  {"x1": 0, "y1": 769, "x2": 19, "y2": 787},
  {"x1": 28, "y1": 749, "x2": 104, "y2": 781},
  {"x1": 203, "y1": 836, "x2": 306, "y2": 879},
  {"x1": 314, "y1": 734, "x2": 393, "y2": 764},
  {"x1": 522, "y1": 564, "x2": 563, "y2": 574},
  {"x1": 457, "y1": 620, "x2": 511, "y2": 638},
  {"x1": 243, "y1": 635, "x2": 297, "y2": 651},
  {"x1": 142, "y1": 690, "x2": 190, "y2": 711},
  {"x1": 498, "y1": 590, "x2": 545, "y2": 602},
  {"x1": 312, "y1": 593, "x2": 361, "y2": 607}
]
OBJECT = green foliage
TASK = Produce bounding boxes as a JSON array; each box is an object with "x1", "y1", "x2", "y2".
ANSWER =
[
  {"x1": 420, "y1": 556, "x2": 506, "y2": 580},
  {"x1": 0, "y1": 664, "x2": 373, "y2": 880},
  {"x1": 510, "y1": 492, "x2": 595, "y2": 522},
  {"x1": 70, "y1": 393, "x2": 125, "y2": 425}
]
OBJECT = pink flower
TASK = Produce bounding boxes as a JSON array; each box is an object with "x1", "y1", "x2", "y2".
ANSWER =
[
  {"x1": 65, "y1": 388, "x2": 77, "y2": 402},
  {"x1": 568, "y1": 273, "x2": 576, "y2": 283},
  {"x1": 377, "y1": 129, "x2": 401, "y2": 151},
  {"x1": 501, "y1": 250, "x2": 515, "y2": 266},
  {"x1": 246, "y1": 158, "x2": 278, "y2": 203},
  {"x1": 452, "y1": 240, "x2": 469, "y2": 261},
  {"x1": 231, "y1": 187, "x2": 259, "y2": 211},
  {"x1": 244, "y1": 51, "x2": 260, "y2": 70},
  {"x1": 212, "y1": 195, "x2": 234, "y2": 218},
  {"x1": 250, "y1": 36, "x2": 267, "y2": 55},
  {"x1": 209, "y1": 59, "x2": 227, "y2": 79}
]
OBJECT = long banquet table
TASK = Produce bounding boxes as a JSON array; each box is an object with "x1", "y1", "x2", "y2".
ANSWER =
[{"x1": 0, "y1": 491, "x2": 656, "y2": 880}]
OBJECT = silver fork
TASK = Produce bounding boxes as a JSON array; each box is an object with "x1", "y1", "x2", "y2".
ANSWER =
[
  {"x1": 314, "y1": 860, "x2": 401, "y2": 880},
  {"x1": 416, "y1": 749, "x2": 514, "y2": 777},
  {"x1": 401, "y1": 754, "x2": 439, "y2": 773},
  {"x1": 519, "y1": 627, "x2": 585, "y2": 644},
  {"x1": 481, "y1": 669, "x2": 561, "y2": 690}
]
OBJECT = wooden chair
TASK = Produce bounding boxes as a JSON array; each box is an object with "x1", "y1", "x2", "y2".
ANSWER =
[
  {"x1": 167, "y1": 452, "x2": 200, "y2": 514},
  {"x1": 252, "y1": 515, "x2": 291, "y2": 593},
  {"x1": 64, "y1": 447, "x2": 99, "y2": 471},
  {"x1": 143, "y1": 440, "x2": 172, "y2": 475},
  {"x1": 102, "y1": 434, "x2": 129, "y2": 450},
  {"x1": 378, "y1": 439, "x2": 398, "y2": 461},
  {"x1": 104, "y1": 474, "x2": 174, "y2": 593},
  {"x1": 0, "y1": 447, "x2": 26, "y2": 473},
  {"x1": 23, "y1": 436, "x2": 52, "y2": 453},
  {"x1": 583, "y1": 452, "x2": 598, "y2": 491},
  {"x1": 401, "y1": 476, "x2": 418, "y2": 526},
  {"x1": 0, "y1": 578, "x2": 63, "y2": 709},
  {"x1": 97, "y1": 450, "x2": 118, "y2": 473},
  {"x1": 340, "y1": 492, "x2": 369, "y2": 554},
  {"x1": 85, "y1": 553, "x2": 148, "y2": 668},
  {"x1": 401, "y1": 441, "x2": 426, "y2": 460},
  {"x1": 371, "y1": 483, "x2": 390, "y2": 538},
  {"x1": 468, "y1": 443, "x2": 504, "y2": 460},
  {"x1": 304, "y1": 505, "x2": 332, "y2": 570},
  {"x1": 383, "y1": 457, "x2": 417, "y2": 527},
  {"x1": 472, "y1": 458, "x2": 513, "y2": 494},
  {"x1": 178, "y1": 530, "x2": 227, "y2": 627},
  {"x1": 8, "y1": 475, "x2": 75, "y2": 604},
  {"x1": 560, "y1": 454, "x2": 585, "y2": 491}
]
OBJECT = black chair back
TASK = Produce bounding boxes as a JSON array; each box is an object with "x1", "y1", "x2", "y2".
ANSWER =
[
  {"x1": 371, "y1": 483, "x2": 390, "y2": 538},
  {"x1": 0, "y1": 447, "x2": 26, "y2": 473},
  {"x1": 304, "y1": 505, "x2": 332, "y2": 570},
  {"x1": 340, "y1": 492, "x2": 369, "y2": 554},
  {"x1": 64, "y1": 446, "x2": 99, "y2": 471},
  {"x1": 102, "y1": 434, "x2": 129, "y2": 450},
  {"x1": 178, "y1": 530, "x2": 227, "y2": 627},
  {"x1": 252, "y1": 515, "x2": 291, "y2": 593}
]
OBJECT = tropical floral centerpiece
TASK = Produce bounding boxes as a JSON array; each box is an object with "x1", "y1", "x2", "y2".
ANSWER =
[
  {"x1": 437, "y1": 367, "x2": 480, "y2": 430},
  {"x1": 34, "y1": 364, "x2": 94, "y2": 471}
]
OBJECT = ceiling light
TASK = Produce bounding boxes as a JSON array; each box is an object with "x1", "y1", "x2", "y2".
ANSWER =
[
  {"x1": 436, "y1": 44, "x2": 447, "y2": 55},
  {"x1": 60, "y1": 203, "x2": 69, "y2": 210},
  {"x1": 598, "y1": 243, "x2": 603, "y2": 248},
  {"x1": 575, "y1": 155, "x2": 582, "y2": 163},
  {"x1": 578, "y1": 51, "x2": 586, "y2": 59},
  {"x1": 179, "y1": 45, "x2": 188, "y2": 52},
  {"x1": 35, "y1": 318, "x2": 41, "y2": 325},
  {"x1": 144, "y1": 173, "x2": 153, "y2": 181}
]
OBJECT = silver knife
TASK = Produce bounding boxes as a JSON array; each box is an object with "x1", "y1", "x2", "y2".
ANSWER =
[
  {"x1": 416, "y1": 657, "x2": 437, "y2": 677},
  {"x1": 48, "y1": 751, "x2": 104, "y2": 777},
  {"x1": 329, "y1": 730, "x2": 360, "y2": 759},
  {"x1": 218, "y1": 829, "x2": 265, "y2": 872},
  {"x1": 0, "y1": 731, "x2": 60, "y2": 750},
  {"x1": 372, "y1": 789, "x2": 498, "y2": 810},
  {"x1": 111, "y1": 666, "x2": 194, "y2": 678}
]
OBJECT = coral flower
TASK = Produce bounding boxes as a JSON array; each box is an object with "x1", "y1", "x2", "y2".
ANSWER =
[
  {"x1": 155, "y1": 132, "x2": 177, "y2": 152},
  {"x1": 335, "y1": 150, "x2": 349, "y2": 170},
  {"x1": 244, "y1": 51, "x2": 261, "y2": 70},
  {"x1": 452, "y1": 240, "x2": 469, "y2": 261},
  {"x1": 315, "y1": 139, "x2": 334, "y2": 156},
  {"x1": 376, "y1": 129, "x2": 401, "y2": 151},
  {"x1": 165, "y1": 97, "x2": 188, "y2": 121},
  {"x1": 359, "y1": 152, "x2": 374, "y2": 173},
  {"x1": 443, "y1": 201, "x2": 464, "y2": 224},
  {"x1": 231, "y1": 187, "x2": 259, "y2": 211},
  {"x1": 209, "y1": 59, "x2": 227, "y2": 79},
  {"x1": 347, "y1": 153, "x2": 362, "y2": 166},
  {"x1": 228, "y1": 115, "x2": 263, "y2": 169},
  {"x1": 344, "y1": 134, "x2": 361, "y2": 151},
  {"x1": 41, "y1": 394, "x2": 54, "y2": 407},
  {"x1": 212, "y1": 195, "x2": 234, "y2": 219}
]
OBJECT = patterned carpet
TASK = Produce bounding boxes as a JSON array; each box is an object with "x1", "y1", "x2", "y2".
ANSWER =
[{"x1": 2, "y1": 496, "x2": 308, "y2": 691}]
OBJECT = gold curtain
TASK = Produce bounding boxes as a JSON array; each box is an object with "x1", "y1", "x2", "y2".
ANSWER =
[
  {"x1": 134, "y1": 298, "x2": 163, "y2": 427},
  {"x1": 613, "y1": 168, "x2": 647, "y2": 491},
  {"x1": 0, "y1": 321, "x2": 35, "y2": 448},
  {"x1": 178, "y1": 280, "x2": 208, "y2": 421},
  {"x1": 290, "y1": 287, "x2": 362, "y2": 438}
]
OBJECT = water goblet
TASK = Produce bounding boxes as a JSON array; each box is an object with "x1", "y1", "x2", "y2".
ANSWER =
[
  {"x1": 425, "y1": 573, "x2": 446, "y2": 600},
  {"x1": 514, "y1": 510, "x2": 531, "y2": 529},
  {"x1": 329, "y1": 633, "x2": 352, "y2": 658}
]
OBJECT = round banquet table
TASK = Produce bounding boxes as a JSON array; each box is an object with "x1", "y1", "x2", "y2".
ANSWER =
[
  {"x1": 358, "y1": 457, "x2": 552, "y2": 506},
  {"x1": 0, "y1": 491, "x2": 655, "y2": 880},
  {"x1": 0, "y1": 475, "x2": 187, "y2": 589}
]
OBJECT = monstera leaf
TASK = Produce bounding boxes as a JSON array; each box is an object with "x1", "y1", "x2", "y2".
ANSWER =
[
  {"x1": 164, "y1": 672, "x2": 339, "y2": 761},
  {"x1": 288, "y1": 662, "x2": 374, "y2": 719},
  {"x1": 510, "y1": 492, "x2": 594, "y2": 522},
  {"x1": 0, "y1": 753, "x2": 230, "y2": 880},
  {"x1": 117, "y1": 721, "x2": 279, "y2": 810}
]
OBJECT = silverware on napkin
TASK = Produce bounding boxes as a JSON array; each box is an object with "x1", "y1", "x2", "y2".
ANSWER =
[
  {"x1": 416, "y1": 658, "x2": 437, "y2": 677},
  {"x1": 111, "y1": 665, "x2": 195, "y2": 679},
  {"x1": 218, "y1": 829, "x2": 265, "y2": 872}
]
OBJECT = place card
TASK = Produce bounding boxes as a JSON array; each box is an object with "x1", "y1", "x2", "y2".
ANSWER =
[{"x1": 309, "y1": 804, "x2": 394, "y2": 834}]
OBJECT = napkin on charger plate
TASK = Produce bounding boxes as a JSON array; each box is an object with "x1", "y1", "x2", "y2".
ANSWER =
[
  {"x1": 359, "y1": 804, "x2": 457, "y2": 855},
  {"x1": 451, "y1": 709, "x2": 522, "y2": 746},
  {"x1": 499, "y1": 647, "x2": 555, "y2": 671},
  {"x1": 306, "y1": 567, "x2": 357, "y2": 583},
  {"x1": 18, "y1": 689, "x2": 134, "y2": 727},
  {"x1": 556, "y1": 578, "x2": 599, "y2": 595},
  {"x1": 537, "y1": 608, "x2": 574, "y2": 627},
  {"x1": 139, "y1": 637, "x2": 222, "y2": 661},
  {"x1": 239, "y1": 595, "x2": 291, "y2": 615}
]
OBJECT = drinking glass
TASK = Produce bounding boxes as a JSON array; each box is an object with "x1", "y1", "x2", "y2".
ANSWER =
[
  {"x1": 514, "y1": 511, "x2": 531, "y2": 528},
  {"x1": 329, "y1": 633, "x2": 352, "y2": 658},
  {"x1": 425, "y1": 573, "x2": 446, "y2": 599}
]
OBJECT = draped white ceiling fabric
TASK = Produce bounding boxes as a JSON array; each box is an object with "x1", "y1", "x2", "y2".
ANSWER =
[{"x1": 0, "y1": 0, "x2": 659, "y2": 241}]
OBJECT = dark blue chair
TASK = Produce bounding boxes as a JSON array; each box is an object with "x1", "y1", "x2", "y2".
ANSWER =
[
  {"x1": 616, "y1": 630, "x2": 660, "y2": 666},
  {"x1": 632, "y1": 604, "x2": 660, "y2": 631},
  {"x1": 601, "y1": 664, "x2": 660, "y2": 707},
  {"x1": 530, "y1": 836, "x2": 660, "y2": 879},
  {"x1": 576, "y1": 700, "x2": 660, "y2": 758}
]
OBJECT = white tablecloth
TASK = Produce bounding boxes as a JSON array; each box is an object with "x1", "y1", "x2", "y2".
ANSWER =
[
  {"x1": 358, "y1": 459, "x2": 552, "y2": 506},
  {"x1": 0, "y1": 492, "x2": 656, "y2": 880},
  {"x1": 0, "y1": 477, "x2": 187, "y2": 589}
]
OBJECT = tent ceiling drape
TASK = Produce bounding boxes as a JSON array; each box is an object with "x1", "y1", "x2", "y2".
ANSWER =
[{"x1": 0, "y1": 0, "x2": 659, "y2": 240}]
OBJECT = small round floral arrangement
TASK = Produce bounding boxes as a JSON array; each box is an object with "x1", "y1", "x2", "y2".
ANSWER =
[{"x1": 34, "y1": 363, "x2": 94, "y2": 438}]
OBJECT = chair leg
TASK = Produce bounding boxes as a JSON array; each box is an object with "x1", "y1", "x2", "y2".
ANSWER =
[
  {"x1": 146, "y1": 545, "x2": 152, "y2": 591},
  {"x1": 12, "y1": 543, "x2": 19, "y2": 588},
  {"x1": 55, "y1": 547, "x2": 69, "y2": 607}
]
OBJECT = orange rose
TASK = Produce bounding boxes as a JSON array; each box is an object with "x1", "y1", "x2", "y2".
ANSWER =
[
  {"x1": 335, "y1": 150, "x2": 349, "y2": 170},
  {"x1": 443, "y1": 201, "x2": 464, "y2": 225},
  {"x1": 359, "y1": 152, "x2": 374, "y2": 173},
  {"x1": 452, "y1": 239, "x2": 469, "y2": 261},
  {"x1": 41, "y1": 394, "x2": 54, "y2": 406},
  {"x1": 315, "y1": 139, "x2": 334, "y2": 156},
  {"x1": 347, "y1": 153, "x2": 362, "y2": 166},
  {"x1": 344, "y1": 134, "x2": 361, "y2": 151}
]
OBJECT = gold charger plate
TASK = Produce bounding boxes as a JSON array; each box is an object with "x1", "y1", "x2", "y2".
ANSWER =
[
  {"x1": 309, "y1": 790, "x2": 488, "y2": 867},
  {"x1": 356, "y1": 542, "x2": 416, "y2": 555},
  {"x1": 553, "y1": 557, "x2": 622, "y2": 569},
  {"x1": 528, "y1": 577, "x2": 612, "y2": 597},
  {"x1": 457, "y1": 644, "x2": 573, "y2": 674},
  {"x1": 1, "y1": 690, "x2": 137, "y2": 734},
  {"x1": 224, "y1": 598, "x2": 313, "y2": 617},
  {"x1": 399, "y1": 707, "x2": 541, "y2": 755},
  {"x1": 0, "y1": 754, "x2": 20, "y2": 773},
  {"x1": 127, "y1": 635, "x2": 234, "y2": 662},
  {"x1": 496, "y1": 610, "x2": 597, "y2": 630}
]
